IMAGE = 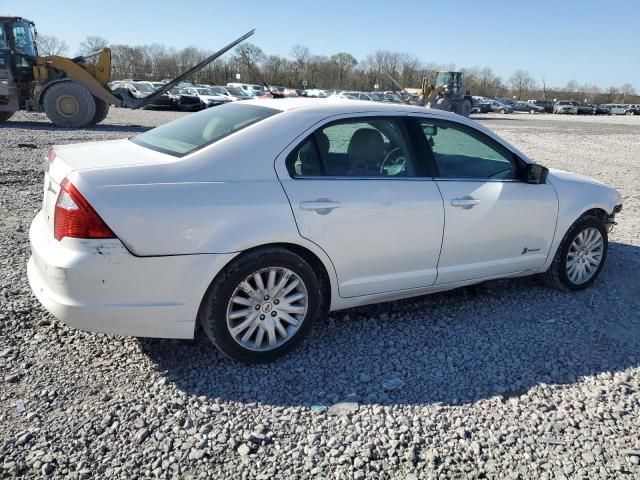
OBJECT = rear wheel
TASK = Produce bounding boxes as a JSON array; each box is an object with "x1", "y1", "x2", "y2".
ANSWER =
[
  {"x1": 540, "y1": 215, "x2": 608, "y2": 291},
  {"x1": 200, "y1": 247, "x2": 322, "y2": 363},
  {"x1": 91, "y1": 97, "x2": 110, "y2": 124},
  {"x1": 0, "y1": 111, "x2": 14, "y2": 122},
  {"x1": 43, "y1": 81, "x2": 96, "y2": 128}
]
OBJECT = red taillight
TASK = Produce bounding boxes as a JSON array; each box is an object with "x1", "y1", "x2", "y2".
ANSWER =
[{"x1": 54, "y1": 179, "x2": 115, "y2": 241}]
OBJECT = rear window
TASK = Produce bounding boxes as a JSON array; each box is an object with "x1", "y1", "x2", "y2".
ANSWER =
[{"x1": 130, "y1": 103, "x2": 280, "y2": 157}]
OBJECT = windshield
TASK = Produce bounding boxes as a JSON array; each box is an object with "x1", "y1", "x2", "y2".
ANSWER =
[
  {"x1": 131, "y1": 103, "x2": 280, "y2": 157},
  {"x1": 132, "y1": 82, "x2": 154, "y2": 93},
  {"x1": 196, "y1": 88, "x2": 212, "y2": 95},
  {"x1": 12, "y1": 22, "x2": 37, "y2": 57}
]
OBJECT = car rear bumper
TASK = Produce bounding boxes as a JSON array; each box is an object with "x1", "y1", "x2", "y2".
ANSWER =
[{"x1": 28, "y1": 212, "x2": 236, "y2": 339}]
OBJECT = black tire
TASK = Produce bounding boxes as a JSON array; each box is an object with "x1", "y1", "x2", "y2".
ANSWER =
[
  {"x1": 43, "y1": 81, "x2": 96, "y2": 128},
  {"x1": 459, "y1": 99, "x2": 472, "y2": 117},
  {"x1": 540, "y1": 214, "x2": 608, "y2": 291},
  {"x1": 0, "y1": 111, "x2": 14, "y2": 122},
  {"x1": 500, "y1": 108, "x2": 506, "y2": 114},
  {"x1": 199, "y1": 247, "x2": 322, "y2": 363},
  {"x1": 91, "y1": 97, "x2": 109, "y2": 124}
]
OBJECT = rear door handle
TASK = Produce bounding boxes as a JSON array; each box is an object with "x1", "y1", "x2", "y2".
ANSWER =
[
  {"x1": 300, "y1": 200, "x2": 342, "y2": 214},
  {"x1": 451, "y1": 196, "x2": 480, "y2": 209}
]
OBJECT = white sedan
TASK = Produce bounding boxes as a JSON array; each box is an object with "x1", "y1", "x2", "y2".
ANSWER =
[{"x1": 28, "y1": 99, "x2": 623, "y2": 362}]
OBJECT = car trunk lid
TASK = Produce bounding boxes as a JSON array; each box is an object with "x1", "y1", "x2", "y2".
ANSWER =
[{"x1": 43, "y1": 139, "x2": 175, "y2": 235}]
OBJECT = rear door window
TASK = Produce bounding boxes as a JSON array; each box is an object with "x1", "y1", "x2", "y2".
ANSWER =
[{"x1": 286, "y1": 117, "x2": 416, "y2": 178}]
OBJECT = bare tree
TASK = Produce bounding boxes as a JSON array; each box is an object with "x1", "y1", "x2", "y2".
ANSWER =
[
  {"x1": 620, "y1": 83, "x2": 636, "y2": 102},
  {"x1": 79, "y1": 36, "x2": 109, "y2": 55},
  {"x1": 330, "y1": 52, "x2": 357, "y2": 89},
  {"x1": 606, "y1": 86, "x2": 619, "y2": 103},
  {"x1": 509, "y1": 70, "x2": 537, "y2": 99},
  {"x1": 565, "y1": 79, "x2": 580, "y2": 94},
  {"x1": 36, "y1": 34, "x2": 68, "y2": 56}
]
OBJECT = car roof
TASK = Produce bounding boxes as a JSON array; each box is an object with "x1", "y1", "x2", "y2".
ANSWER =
[{"x1": 245, "y1": 97, "x2": 466, "y2": 118}]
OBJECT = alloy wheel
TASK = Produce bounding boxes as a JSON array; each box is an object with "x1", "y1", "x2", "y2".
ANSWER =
[
  {"x1": 226, "y1": 267, "x2": 308, "y2": 351},
  {"x1": 566, "y1": 227, "x2": 604, "y2": 284}
]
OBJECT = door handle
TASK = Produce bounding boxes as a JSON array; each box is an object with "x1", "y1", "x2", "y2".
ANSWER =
[
  {"x1": 451, "y1": 196, "x2": 480, "y2": 209},
  {"x1": 300, "y1": 200, "x2": 342, "y2": 213}
]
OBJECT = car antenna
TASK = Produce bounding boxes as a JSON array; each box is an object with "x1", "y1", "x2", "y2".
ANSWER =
[
  {"x1": 240, "y1": 54, "x2": 282, "y2": 98},
  {"x1": 382, "y1": 72, "x2": 411, "y2": 105}
]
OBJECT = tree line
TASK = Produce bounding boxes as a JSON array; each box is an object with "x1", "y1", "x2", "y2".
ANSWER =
[{"x1": 36, "y1": 34, "x2": 639, "y2": 104}]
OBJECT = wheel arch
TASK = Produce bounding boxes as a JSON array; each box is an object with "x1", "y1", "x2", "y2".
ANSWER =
[
  {"x1": 195, "y1": 241, "x2": 338, "y2": 336},
  {"x1": 543, "y1": 204, "x2": 612, "y2": 272}
]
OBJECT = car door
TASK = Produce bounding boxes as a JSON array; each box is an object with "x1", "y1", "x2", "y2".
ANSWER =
[
  {"x1": 276, "y1": 115, "x2": 444, "y2": 298},
  {"x1": 410, "y1": 116, "x2": 558, "y2": 285}
]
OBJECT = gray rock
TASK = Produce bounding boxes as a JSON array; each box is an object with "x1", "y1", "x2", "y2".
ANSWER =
[
  {"x1": 328, "y1": 401, "x2": 359, "y2": 416},
  {"x1": 135, "y1": 428, "x2": 150, "y2": 445},
  {"x1": 237, "y1": 444, "x2": 251, "y2": 457},
  {"x1": 16, "y1": 432, "x2": 33, "y2": 446},
  {"x1": 41, "y1": 463, "x2": 55, "y2": 476}
]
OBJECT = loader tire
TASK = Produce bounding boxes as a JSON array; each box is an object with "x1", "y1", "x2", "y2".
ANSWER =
[
  {"x1": 0, "y1": 111, "x2": 14, "y2": 122},
  {"x1": 459, "y1": 99, "x2": 472, "y2": 117},
  {"x1": 91, "y1": 97, "x2": 110, "y2": 124},
  {"x1": 43, "y1": 82, "x2": 96, "y2": 128}
]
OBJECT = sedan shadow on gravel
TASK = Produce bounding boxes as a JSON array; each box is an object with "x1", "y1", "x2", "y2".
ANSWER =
[{"x1": 140, "y1": 241, "x2": 640, "y2": 408}]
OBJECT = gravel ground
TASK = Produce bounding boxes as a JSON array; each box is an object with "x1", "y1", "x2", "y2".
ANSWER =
[{"x1": 1, "y1": 109, "x2": 639, "y2": 479}]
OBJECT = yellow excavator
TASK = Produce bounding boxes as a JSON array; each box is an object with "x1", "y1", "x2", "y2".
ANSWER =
[{"x1": 0, "y1": 16, "x2": 253, "y2": 127}]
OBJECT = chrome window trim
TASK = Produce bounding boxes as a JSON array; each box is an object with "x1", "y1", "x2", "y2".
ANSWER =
[
  {"x1": 287, "y1": 175, "x2": 436, "y2": 181},
  {"x1": 434, "y1": 178, "x2": 523, "y2": 183}
]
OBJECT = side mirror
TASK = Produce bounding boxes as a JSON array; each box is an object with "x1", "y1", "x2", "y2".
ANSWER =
[{"x1": 525, "y1": 163, "x2": 549, "y2": 184}]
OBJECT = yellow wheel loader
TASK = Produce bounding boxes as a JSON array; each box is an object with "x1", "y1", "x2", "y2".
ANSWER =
[{"x1": 0, "y1": 16, "x2": 253, "y2": 127}]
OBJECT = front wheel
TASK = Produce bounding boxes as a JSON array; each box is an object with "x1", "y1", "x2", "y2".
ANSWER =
[
  {"x1": 200, "y1": 247, "x2": 322, "y2": 363},
  {"x1": 500, "y1": 108, "x2": 506, "y2": 114},
  {"x1": 540, "y1": 215, "x2": 608, "y2": 291},
  {"x1": 0, "y1": 111, "x2": 14, "y2": 122},
  {"x1": 43, "y1": 81, "x2": 96, "y2": 128}
]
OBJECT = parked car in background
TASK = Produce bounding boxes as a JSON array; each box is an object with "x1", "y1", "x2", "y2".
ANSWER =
[
  {"x1": 488, "y1": 100, "x2": 514, "y2": 114},
  {"x1": 471, "y1": 96, "x2": 492, "y2": 113},
  {"x1": 603, "y1": 104, "x2": 628, "y2": 115},
  {"x1": 180, "y1": 87, "x2": 230, "y2": 108},
  {"x1": 527, "y1": 100, "x2": 555, "y2": 113},
  {"x1": 209, "y1": 86, "x2": 249, "y2": 101},
  {"x1": 169, "y1": 87, "x2": 203, "y2": 111},
  {"x1": 225, "y1": 87, "x2": 253, "y2": 101},
  {"x1": 624, "y1": 104, "x2": 639, "y2": 115},
  {"x1": 495, "y1": 98, "x2": 517, "y2": 108},
  {"x1": 576, "y1": 103, "x2": 596, "y2": 115},
  {"x1": 29, "y1": 99, "x2": 623, "y2": 362},
  {"x1": 335, "y1": 91, "x2": 373, "y2": 101},
  {"x1": 513, "y1": 101, "x2": 544, "y2": 113},
  {"x1": 554, "y1": 101, "x2": 579, "y2": 115},
  {"x1": 592, "y1": 104, "x2": 611, "y2": 115},
  {"x1": 368, "y1": 92, "x2": 394, "y2": 102},
  {"x1": 110, "y1": 81, "x2": 173, "y2": 110}
]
